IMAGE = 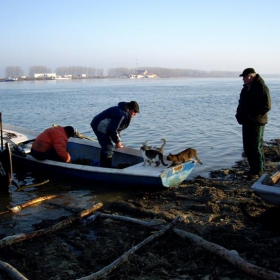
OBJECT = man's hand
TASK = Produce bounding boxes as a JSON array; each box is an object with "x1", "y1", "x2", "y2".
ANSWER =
[{"x1": 115, "y1": 142, "x2": 123, "y2": 149}]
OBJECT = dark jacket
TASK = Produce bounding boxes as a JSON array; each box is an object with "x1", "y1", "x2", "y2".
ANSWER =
[
  {"x1": 236, "y1": 74, "x2": 271, "y2": 126},
  {"x1": 90, "y1": 102, "x2": 131, "y2": 144}
]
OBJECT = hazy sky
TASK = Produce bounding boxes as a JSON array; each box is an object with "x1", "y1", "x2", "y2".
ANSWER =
[{"x1": 1, "y1": 0, "x2": 279, "y2": 76}]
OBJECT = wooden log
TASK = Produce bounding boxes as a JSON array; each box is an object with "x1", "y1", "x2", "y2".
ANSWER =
[
  {"x1": 0, "y1": 202, "x2": 103, "y2": 248},
  {"x1": 0, "y1": 260, "x2": 28, "y2": 280},
  {"x1": 0, "y1": 209, "x2": 10, "y2": 215},
  {"x1": 6, "y1": 195, "x2": 57, "y2": 213},
  {"x1": 0, "y1": 195, "x2": 57, "y2": 215},
  {"x1": 173, "y1": 228, "x2": 280, "y2": 280},
  {"x1": 76, "y1": 216, "x2": 180, "y2": 280},
  {"x1": 96, "y1": 212, "x2": 164, "y2": 228},
  {"x1": 94, "y1": 213, "x2": 280, "y2": 280},
  {"x1": 15, "y1": 179, "x2": 50, "y2": 192}
]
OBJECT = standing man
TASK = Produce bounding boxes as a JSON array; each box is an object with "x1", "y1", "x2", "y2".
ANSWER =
[
  {"x1": 91, "y1": 101, "x2": 140, "y2": 168},
  {"x1": 236, "y1": 68, "x2": 271, "y2": 180}
]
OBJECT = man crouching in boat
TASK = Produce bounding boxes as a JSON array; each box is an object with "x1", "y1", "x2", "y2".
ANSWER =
[
  {"x1": 31, "y1": 126, "x2": 75, "y2": 162},
  {"x1": 91, "y1": 101, "x2": 139, "y2": 168}
]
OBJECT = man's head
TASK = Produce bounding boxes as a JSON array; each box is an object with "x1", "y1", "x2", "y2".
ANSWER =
[
  {"x1": 127, "y1": 101, "x2": 140, "y2": 113},
  {"x1": 239, "y1": 68, "x2": 256, "y2": 77},
  {"x1": 64, "y1": 126, "x2": 75, "y2": 138},
  {"x1": 127, "y1": 101, "x2": 140, "y2": 117},
  {"x1": 239, "y1": 68, "x2": 256, "y2": 84}
]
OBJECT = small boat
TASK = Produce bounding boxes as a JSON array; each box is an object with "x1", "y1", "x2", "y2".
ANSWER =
[
  {"x1": 2, "y1": 124, "x2": 197, "y2": 188},
  {"x1": 251, "y1": 166, "x2": 280, "y2": 206},
  {"x1": 5, "y1": 77, "x2": 17, "y2": 82},
  {"x1": 0, "y1": 117, "x2": 13, "y2": 190},
  {"x1": 0, "y1": 142, "x2": 12, "y2": 190},
  {"x1": 55, "y1": 76, "x2": 72, "y2": 80}
]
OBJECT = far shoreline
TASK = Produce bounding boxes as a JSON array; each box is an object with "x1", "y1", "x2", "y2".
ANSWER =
[{"x1": 1, "y1": 75, "x2": 280, "y2": 83}]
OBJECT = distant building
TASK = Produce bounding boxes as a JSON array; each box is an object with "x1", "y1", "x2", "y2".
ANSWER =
[
  {"x1": 128, "y1": 69, "x2": 157, "y2": 79},
  {"x1": 55, "y1": 75, "x2": 72, "y2": 80},
  {"x1": 135, "y1": 70, "x2": 147, "y2": 75},
  {"x1": 120, "y1": 74, "x2": 130, "y2": 78},
  {"x1": 77, "y1": 74, "x2": 87, "y2": 78},
  {"x1": 34, "y1": 73, "x2": 56, "y2": 79},
  {"x1": 145, "y1": 74, "x2": 158, "y2": 78}
]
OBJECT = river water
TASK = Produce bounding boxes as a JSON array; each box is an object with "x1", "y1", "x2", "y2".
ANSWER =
[{"x1": 0, "y1": 77, "x2": 279, "y2": 234}]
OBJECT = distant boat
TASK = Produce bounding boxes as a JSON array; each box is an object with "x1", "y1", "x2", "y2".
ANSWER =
[
  {"x1": 129, "y1": 74, "x2": 144, "y2": 79},
  {"x1": 5, "y1": 77, "x2": 17, "y2": 82},
  {"x1": 55, "y1": 75, "x2": 72, "y2": 80}
]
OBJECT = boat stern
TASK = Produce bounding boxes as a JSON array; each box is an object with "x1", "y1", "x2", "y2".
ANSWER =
[
  {"x1": 160, "y1": 161, "x2": 195, "y2": 188},
  {"x1": 251, "y1": 172, "x2": 280, "y2": 206}
]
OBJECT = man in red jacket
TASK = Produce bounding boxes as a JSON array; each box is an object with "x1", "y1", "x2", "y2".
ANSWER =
[{"x1": 31, "y1": 126, "x2": 75, "y2": 162}]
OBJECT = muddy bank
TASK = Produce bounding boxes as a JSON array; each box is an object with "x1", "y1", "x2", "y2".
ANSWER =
[{"x1": 1, "y1": 139, "x2": 280, "y2": 280}]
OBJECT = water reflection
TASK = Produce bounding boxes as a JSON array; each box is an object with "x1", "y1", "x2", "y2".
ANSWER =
[{"x1": 0, "y1": 169, "x2": 156, "y2": 235}]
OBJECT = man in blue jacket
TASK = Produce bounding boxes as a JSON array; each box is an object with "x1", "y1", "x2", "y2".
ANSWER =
[
  {"x1": 91, "y1": 101, "x2": 140, "y2": 168},
  {"x1": 236, "y1": 68, "x2": 271, "y2": 180}
]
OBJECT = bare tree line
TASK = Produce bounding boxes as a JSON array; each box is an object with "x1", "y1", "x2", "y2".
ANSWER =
[
  {"x1": 107, "y1": 67, "x2": 135, "y2": 76},
  {"x1": 4, "y1": 66, "x2": 104, "y2": 78},
  {"x1": 28, "y1": 66, "x2": 52, "y2": 76},
  {"x1": 55, "y1": 66, "x2": 104, "y2": 77},
  {"x1": 5, "y1": 66, "x2": 24, "y2": 78},
  {"x1": 108, "y1": 67, "x2": 240, "y2": 78}
]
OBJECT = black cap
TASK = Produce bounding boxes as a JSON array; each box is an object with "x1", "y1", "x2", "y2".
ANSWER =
[
  {"x1": 239, "y1": 68, "x2": 256, "y2": 77},
  {"x1": 64, "y1": 126, "x2": 75, "y2": 137},
  {"x1": 128, "y1": 101, "x2": 140, "y2": 113}
]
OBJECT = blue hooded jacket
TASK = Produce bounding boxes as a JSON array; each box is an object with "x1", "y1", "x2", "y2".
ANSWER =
[{"x1": 90, "y1": 102, "x2": 132, "y2": 144}]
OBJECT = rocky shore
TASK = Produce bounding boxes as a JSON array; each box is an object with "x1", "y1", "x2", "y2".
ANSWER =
[{"x1": 1, "y1": 139, "x2": 280, "y2": 280}]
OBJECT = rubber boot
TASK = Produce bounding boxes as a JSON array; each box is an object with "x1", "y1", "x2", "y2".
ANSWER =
[
  {"x1": 105, "y1": 157, "x2": 112, "y2": 168},
  {"x1": 100, "y1": 154, "x2": 112, "y2": 168}
]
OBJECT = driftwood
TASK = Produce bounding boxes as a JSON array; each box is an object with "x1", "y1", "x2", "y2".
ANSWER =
[
  {"x1": 8, "y1": 195, "x2": 57, "y2": 212},
  {"x1": 112, "y1": 201, "x2": 179, "y2": 222},
  {"x1": 0, "y1": 195, "x2": 57, "y2": 215},
  {"x1": 174, "y1": 228, "x2": 280, "y2": 280},
  {"x1": 96, "y1": 212, "x2": 164, "y2": 228},
  {"x1": 15, "y1": 179, "x2": 50, "y2": 192},
  {"x1": 0, "y1": 202, "x2": 103, "y2": 248},
  {"x1": 77, "y1": 216, "x2": 180, "y2": 280},
  {"x1": 92, "y1": 212, "x2": 280, "y2": 280},
  {"x1": 0, "y1": 260, "x2": 28, "y2": 280}
]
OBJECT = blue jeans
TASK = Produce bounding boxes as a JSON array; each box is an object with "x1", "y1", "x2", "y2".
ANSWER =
[{"x1": 93, "y1": 130, "x2": 114, "y2": 158}]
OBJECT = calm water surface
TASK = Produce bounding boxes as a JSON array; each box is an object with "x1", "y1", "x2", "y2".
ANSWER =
[{"x1": 1, "y1": 78, "x2": 279, "y2": 234}]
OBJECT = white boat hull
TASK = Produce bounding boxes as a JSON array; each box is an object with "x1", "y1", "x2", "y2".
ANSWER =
[
  {"x1": 2, "y1": 124, "x2": 196, "y2": 188},
  {"x1": 251, "y1": 168, "x2": 280, "y2": 206}
]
